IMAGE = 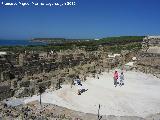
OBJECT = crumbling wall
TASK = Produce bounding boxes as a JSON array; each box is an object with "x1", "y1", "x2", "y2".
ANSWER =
[
  {"x1": 0, "y1": 48, "x2": 120, "y2": 100},
  {"x1": 137, "y1": 36, "x2": 160, "y2": 78}
]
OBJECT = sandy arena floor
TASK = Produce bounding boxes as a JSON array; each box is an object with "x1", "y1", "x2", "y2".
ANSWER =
[{"x1": 6, "y1": 70, "x2": 160, "y2": 117}]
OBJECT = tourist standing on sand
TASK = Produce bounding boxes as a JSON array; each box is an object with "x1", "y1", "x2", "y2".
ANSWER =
[
  {"x1": 113, "y1": 71, "x2": 118, "y2": 87},
  {"x1": 119, "y1": 72, "x2": 124, "y2": 87}
]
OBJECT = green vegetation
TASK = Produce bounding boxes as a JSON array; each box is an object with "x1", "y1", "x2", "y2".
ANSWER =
[
  {"x1": 0, "y1": 45, "x2": 73, "y2": 52},
  {"x1": 48, "y1": 36, "x2": 144, "y2": 47},
  {"x1": 107, "y1": 43, "x2": 142, "y2": 53},
  {"x1": 0, "y1": 36, "x2": 144, "y2": 52},
  {"x1": 99, "y1": 36, "x2": 144, "y2": 43}
]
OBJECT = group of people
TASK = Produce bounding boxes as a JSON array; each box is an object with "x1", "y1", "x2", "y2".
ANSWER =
[
  {"x1": 72, "y1": 70, "x2": 124, "y2": 95},
  {"x1": 113, "y1": 71, "x2": 124, "y2": 87}
]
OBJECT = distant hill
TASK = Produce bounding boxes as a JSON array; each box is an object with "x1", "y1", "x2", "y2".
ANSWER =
[
  {"x1": 98, "y1": 36, "x2": 144, "y2": 45},
  {"x1": 32, "y1": 38, "x2": 94, "y2": 44},
  {"x1": 32, "y1": 36, "x2": 144, "y2": 45}
]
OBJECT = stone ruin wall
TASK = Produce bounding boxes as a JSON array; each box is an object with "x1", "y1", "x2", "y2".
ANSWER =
[
  {"x1": 0, "y1": 48, "x2": 126, "y2": 101},
  {"x1": 136, "y1": 36, "x2": 160, "y2": 78}
]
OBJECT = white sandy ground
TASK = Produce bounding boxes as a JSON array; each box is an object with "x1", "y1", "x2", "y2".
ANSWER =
[{"x1": 5, "y1": 70, "x2": 160, "y2": 118}]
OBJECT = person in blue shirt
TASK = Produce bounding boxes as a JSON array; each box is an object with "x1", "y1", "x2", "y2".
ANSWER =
[{"x1": 119, "y1": 72, "x2": 124, "y2": 86}]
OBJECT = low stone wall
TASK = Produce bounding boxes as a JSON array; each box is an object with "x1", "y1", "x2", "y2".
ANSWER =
[{"x1": 136, "y1": 52, "x2": 160, "y2": 78}]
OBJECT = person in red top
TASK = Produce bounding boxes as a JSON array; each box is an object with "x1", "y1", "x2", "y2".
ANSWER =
[{"x1": 113, "y1": 71, "x2": 118, "y2": 87}]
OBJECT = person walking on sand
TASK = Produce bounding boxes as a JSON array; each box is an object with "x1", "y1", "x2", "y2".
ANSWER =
[
  {"x1": 119, "y1": 72, "x2": 124, "y2": 87},
  {"x1": 113, "y1": 71, "x2": 118, "y2": 87}
]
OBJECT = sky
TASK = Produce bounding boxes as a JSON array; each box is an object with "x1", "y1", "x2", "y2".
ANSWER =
[{"x1": 0, "y1": 0, "x2": 160, "y2": 40}]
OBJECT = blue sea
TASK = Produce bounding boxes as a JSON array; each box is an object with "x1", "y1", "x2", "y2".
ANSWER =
[{"x1": 0, "y1": 40, "x2": 47, "y2": 46}]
